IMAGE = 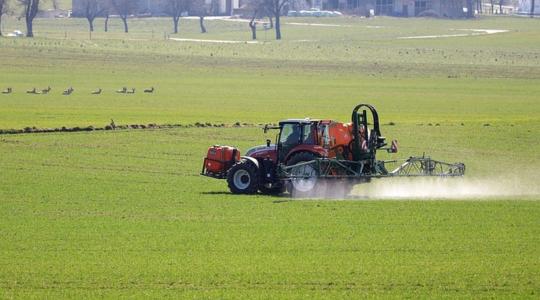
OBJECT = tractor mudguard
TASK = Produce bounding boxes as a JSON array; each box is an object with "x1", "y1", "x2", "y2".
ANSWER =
[{"x1": 241, "y1": 156, "x2": 260, "y2": 169}]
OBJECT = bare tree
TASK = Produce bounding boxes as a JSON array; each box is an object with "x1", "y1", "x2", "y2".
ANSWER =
[
  {"x1": 246, "y1": 0, "x2": 267, "y2": 40},
  {"x1": 103, "y1": 0, "x2": 110, "y2": 32},
  {"x1": 17, "y1": 0, "x2": 40, "y2": 37},
  {"x1": 111, "y1": 0, "x2": 136, "y2": 33},
  {"x1": 267, "y1": 0, "x2": 288, "y2": 39},
  {"x1": 83, "y1": 0, "x2": 105, "y2": 32},
  {"x1": 166, "y1": 0, "x2": 190, "y2": 34},
  {"x1": 532, "y1": 0, "x2": 536, "y2": 17},
  {"x1": 192, "y1": 0, "x2": 213, "y2": 33},
  {"x1": 479, "y1": 0, "x2": 484, "y2": 14},
  {"x1": 0, "y1": 0, "x2": 8, "y2": 36},
  {"x1": 248, "y1": 2, "x2": 261, "y2": 39},
  {"x1": 466, "y1": 0, "x2": 474, "y2": 18}
]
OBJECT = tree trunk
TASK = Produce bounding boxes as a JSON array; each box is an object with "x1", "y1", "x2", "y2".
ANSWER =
[
  {"x1": 466, "y1": 0, "x2": 474, "y2": 18},
  {"x1": 532, "y1": 0, "x2": 536, "y2": 17},
  {"x1": 268, "y1": 16, "x2": 273, "y2": 29},
  {"x1": 105, "y1": 15, "x2": 109, "y2": 32},
  {"x1": 477, "y1": 0, "x2": 482, "y2": 14},
  {"x1": 26, "y1": 19, "x2": 34, "y2": 37},
  {"x1": 490, "y1": 0, "x2": 494, "y2": 14},
  {"x1": 173, "y1": 17, "x2": 179, "y2": 34},
  {"x1": 0, "y1": 2, "x2": 3, "y2": 37},
  {"x1": 499, "y1": 1, "x2": 502, "y2": 14},
  {"x1": 199, "y1": 16, "x2": 206, "y2": 33},
  {"x1": 249, "y1": 18, "x2": 256, "y2": 40},
  {"x1": 88, "y1": 18, "x2": 95, "y2": 32},
  {"x1": 121, "y1": 16, "x2": 128, "y2": 33},
  {"x1": 274, "y1": 14, "x2": 281, "y2": 40}
]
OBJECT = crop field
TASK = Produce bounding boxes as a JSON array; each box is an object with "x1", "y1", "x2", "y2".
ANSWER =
[{"x1": 1, "y1": 15, "x2": 539, "y2": 298}]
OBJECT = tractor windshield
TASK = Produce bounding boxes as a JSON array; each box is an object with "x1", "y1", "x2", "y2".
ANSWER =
[
  {"x1": 278, "y1": 123, "x2": 302, "y2": 162},
  {"x1": 280, "y1": 123, "x2": 301, "y2": 145}
]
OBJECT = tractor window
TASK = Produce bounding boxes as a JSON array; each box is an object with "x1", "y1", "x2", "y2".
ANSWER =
[
  {"x1": 302, "y1": 124, "x2": 315, "y2": 144},
  {"x1": 279, "y1": 123, "x2": 301, "y2": 145}
]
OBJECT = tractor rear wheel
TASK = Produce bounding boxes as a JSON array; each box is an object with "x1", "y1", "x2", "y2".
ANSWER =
[
  {"x1": 227, "y1": 160, "x2": 259, "y2": 194},
  {"x1": 286, "y1": 152, "x2": 324, "y2": 198}
]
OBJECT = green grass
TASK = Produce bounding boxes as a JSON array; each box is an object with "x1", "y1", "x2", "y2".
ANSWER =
[{"x1": 0, "y1": 16, "x2": 539, "y2": 298}]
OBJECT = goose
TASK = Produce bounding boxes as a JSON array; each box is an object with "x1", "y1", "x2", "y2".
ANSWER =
[
  {"x1": 2, "y1": 87, "x2": 12, "y2": 94},
  {"x1": 144, "y1": 87, "x2": 154, "y2": 93},
  {"x1": 126, "y1": 88, "x2": 135, "y2": 94},
  {"x1": 91, "y1": 88, "x2": 102, "y2": 95},
  {"x1": 41, "y1": 86, "x2": 51, "y2": 94},
  {"x1": 26, "y1": 88, "x2": 38, "y2": 94},
  {"x1": 116, "y1": 87, "x2": 127, "y2": 93},
  {"x1": 62, "y1": 87, "x2": 74, "y2": 95}
]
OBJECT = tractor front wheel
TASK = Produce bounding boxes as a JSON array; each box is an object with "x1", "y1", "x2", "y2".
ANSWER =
[{"x1": 227, "y1": 160, "x2": 259, "y2": 194}]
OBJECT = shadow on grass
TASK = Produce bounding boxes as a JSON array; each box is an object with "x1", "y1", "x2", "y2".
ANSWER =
[
  {"x1": 200, "y1": 191, "x2": 292, "y2": 202},
  {"x1": 200, "y1": 191, "x2": 234, "y2": 195}
]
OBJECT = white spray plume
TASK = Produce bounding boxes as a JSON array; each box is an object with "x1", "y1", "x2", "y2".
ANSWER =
[
  {"x1": 349, "y1": 176, "x2": 540, "y2": 200},
  {"x1": 291, "y1": 175, "x2": 540, "y2": 200}
]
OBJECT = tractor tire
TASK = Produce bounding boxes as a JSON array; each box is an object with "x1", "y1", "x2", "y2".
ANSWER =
[
  {"x1": 286, "y1": 152, "x2": 323, "y2": 198},
  {"x1": 227, "y1": 160, "x2": 259, "y2": 194}
]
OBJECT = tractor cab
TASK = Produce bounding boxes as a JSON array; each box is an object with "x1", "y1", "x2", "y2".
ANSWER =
[{"x1": 276, "y1": 119, "x2": 320, "y2": 163}]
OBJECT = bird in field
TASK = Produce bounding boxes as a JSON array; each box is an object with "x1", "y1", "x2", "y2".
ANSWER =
[
  {"x1": 41, "y1": 86, "x2": 51, "y2": 94},
  {"x1": 26, "y1": 87, "x2": 39, "y2": 94},
  {"x1": 127, "y1": 88, "x2": 135, "y2": 94},
  {"x1": 144, "y1": 87, "x2": 154, "y2": 93},
  {"x1": 62, "y1": 87, "x2": 74, "y2": 95},
  {"x1": 91, "y1": 88, "x2": 102, "y2": 95},
  {"x1": 116, "y1": 87, "x2": 127, "y2": 93},
  {"x1": 2, "y1": 87, "x2": 12, "y2": 94}
]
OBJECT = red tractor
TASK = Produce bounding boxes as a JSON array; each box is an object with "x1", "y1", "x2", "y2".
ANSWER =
[{"x1": 202, "y1": 104, "x2": 464, "y2": 197}]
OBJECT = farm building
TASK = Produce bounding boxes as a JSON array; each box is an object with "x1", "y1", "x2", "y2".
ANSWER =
[
  {"x1": 71, "y1": 0, "x2": 242, "y2": 17},
  {"x1": 320, "y1": 0, "x2": 468, "y2": 17}
]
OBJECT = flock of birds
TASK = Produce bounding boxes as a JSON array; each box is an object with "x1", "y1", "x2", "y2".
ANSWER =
[{"x1": 1, "y1": 86, "x2": 155, "y2": 95}]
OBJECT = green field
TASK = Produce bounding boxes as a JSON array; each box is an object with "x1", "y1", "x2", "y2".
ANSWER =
[{"x1": 1, "y1": 15, "x2": 539, "y2": 298}]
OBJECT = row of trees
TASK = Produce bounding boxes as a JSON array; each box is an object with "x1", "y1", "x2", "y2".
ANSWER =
[
  {"x1": 0, "y1": 0, "x2": 291, "y2": 39},
  {"x1": 0, "y1": 0, "x2": 41, "y2": 37},
  {"x1": 80, "y1": 0, "x2": 213, "y2": 34},
  {"x1": 78, "y1": 0, "x2": 289, "y2": 39},
  {"x1": 1, "y1": 0, "x2": 536, "y2": 39}
]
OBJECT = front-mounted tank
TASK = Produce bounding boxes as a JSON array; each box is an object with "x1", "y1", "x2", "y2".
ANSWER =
[{"x1": 201, "y1": 145, "x2": 240, "y2": 179}]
